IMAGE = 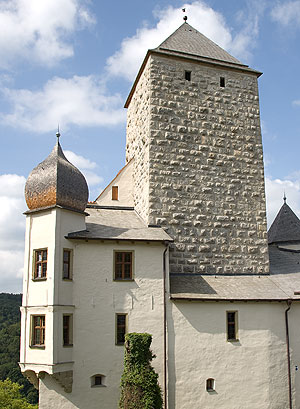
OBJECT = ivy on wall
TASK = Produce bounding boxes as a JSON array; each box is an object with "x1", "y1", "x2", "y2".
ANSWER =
[{"x1": 119, "y1": 333, "x2": 163, "y2": 409}]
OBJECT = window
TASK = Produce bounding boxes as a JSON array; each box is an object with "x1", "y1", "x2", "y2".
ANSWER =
[
  {"x1": 33, "y1": 249, "x2": 47, "y2": 279},
  {"x1": 63, "y1": 249, "x2": 72, "y2": 280},
  {"x1": 185, "y1": 71, "x2": 191, "y2": 81},
  {"x1": 220, "y1": 77, "x2": 225, "y2": 87},
  {"x1": 206, "y1": 378, "x2": 215, "y2": 392},
  {"x1": 63, "y1": 315, "x2": 73, "y2": 346},
  {"x1": 116, "y1": 313, "x2": 127, "y2": 345},
  {"x1": 112, "y1": 186, "x2": 118, "y2": 200},
  {"x1": 227, "y1": 311, "x2": 238, "y2": 341},
  {"x1": 114, "y1": 252, "x2": 133, "y2": 280},
  {"x1": 31, "y1": 315, "x2": 45, "y2": 346},
  {"x1": 91, "y1": 374, "x2": 106, "y2": 387}
]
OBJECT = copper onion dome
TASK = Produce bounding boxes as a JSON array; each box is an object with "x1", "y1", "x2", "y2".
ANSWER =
[{"x1": 25, "y1": 135, "x2": 89, "y2": 212}]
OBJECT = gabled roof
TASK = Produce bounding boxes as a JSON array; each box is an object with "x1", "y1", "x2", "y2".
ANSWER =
[
  {"x1": 156, "y1": 22, "x2": 243, "y2": 66},
  {"x1": 268, "y1": 201, "x2": 300, "y2": 244}
]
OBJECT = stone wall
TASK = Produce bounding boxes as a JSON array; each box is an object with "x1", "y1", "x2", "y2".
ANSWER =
[
  {"x1": 126, "y1": 54, "x2": 269, "y2": 275},
  {"x1": 126, "y1": 61, "x2": 151, "y2": 222}
]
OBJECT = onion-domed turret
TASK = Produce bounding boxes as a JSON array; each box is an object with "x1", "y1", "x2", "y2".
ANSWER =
[{"x1": 25, "y1": 133, "x2": 89, "y2": 212}]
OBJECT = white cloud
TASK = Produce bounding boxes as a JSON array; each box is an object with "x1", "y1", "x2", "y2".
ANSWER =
[
  {"x1": 106, "y1": 1, "x2": 261, "y2": 82},
  {"x1": 265, "y1": 177, "x2": 300, "y2": 227},
  {"x1": 293, "y1": 100, "x2": 300, "y2": 105},
  {"x1": 271, "y1": 1, "x2": 300, "y2": 26},
  {"x1": 0, "y1": 174, "x2": 26, "y2": 293},
  {"x1": 0, "y1": 75, "x2": 126, "y2": 133},
  {"x1": 64, "y1": 150, "x2": 103, "y2": 188},
  {"x1": 0, "y1": 0, "x2": 95, "y2": 69}
]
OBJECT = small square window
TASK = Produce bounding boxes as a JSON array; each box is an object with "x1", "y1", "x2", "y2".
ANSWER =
[
  {"x1": 206, "y1": 378, "x2": 215, "y2": 392},
  {"x1": 116, "y1": 313, "x2": 127, "y2": 345},
  {"x1": 33, "y1": 249, "x2": 47, "y2": 279},
  {"x1": 63, "y1": 249, "x2": 73, "y2": 280},
  {"x1": 112, "y1": 186, "x2": 118, "y2": 200},
  {"x1": 63, "y1": 314, "x2": 73, "y2": 346},
  {"x1": 114, "y1": 252, "x2": 133, "y2": 280},
  {"x1": 220, "y1": 77, "x2": 225, "y2": 87},
  {"x1": 31, "y1": 315, "x2": 45, "y2": 347},
  {"x1": 185, "y1": 71, "x2": 191, "y2": 81},
  {"x1": 227, "y1": 311, "x2": 238, "y2": 341}
]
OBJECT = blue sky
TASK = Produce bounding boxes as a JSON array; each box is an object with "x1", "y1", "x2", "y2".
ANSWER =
[{"x1": 1, "y1": 0, "x2": 300, "y2": 292}]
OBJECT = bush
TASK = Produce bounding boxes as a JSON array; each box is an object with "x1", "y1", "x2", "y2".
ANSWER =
[
  {"x1": 119, "y1": 333, "x2": 163, "y2": 409},
  {"x1": 0, "y1": 379, "x2": 38, "y2": 409}
]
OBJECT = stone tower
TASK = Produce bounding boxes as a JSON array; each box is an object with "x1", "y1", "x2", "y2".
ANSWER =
[{"x1": 125, "y1": 22, "x2": 269, "y2": 275}]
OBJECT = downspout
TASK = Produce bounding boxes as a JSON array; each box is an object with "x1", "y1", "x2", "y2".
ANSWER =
[
  {"x1": 163, "y1": 243, "x2": 169, "y2": 409},
  {"x1": 285, "y1": 300, "x2": 292, "y2": 409}
]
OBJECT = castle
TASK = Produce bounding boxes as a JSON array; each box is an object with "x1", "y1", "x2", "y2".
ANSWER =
[{"x1": 19, "y1": 22, "x2": 300, "y2": 409}]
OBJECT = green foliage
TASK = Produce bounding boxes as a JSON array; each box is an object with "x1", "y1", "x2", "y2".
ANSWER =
[
  {"x1": 0, "y1": 379, "x2": 38, "y2": 409},
  {"x1": 0, "y1": 294, "x2": 38, "y2": 404},
  {"x1": 119, "y1": 333, "x2": 163, "y2": 409}
]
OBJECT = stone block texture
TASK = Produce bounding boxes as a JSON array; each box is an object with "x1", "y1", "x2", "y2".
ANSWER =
[{"x1": 126, "y1": 54, "x2": 269, "y2": 275}]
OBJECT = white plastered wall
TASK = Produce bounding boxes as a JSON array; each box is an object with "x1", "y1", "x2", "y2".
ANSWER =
[
  {"x1": 167, "y1": 300, "x2": 300, "y2": 409},
  {"x1": 38, "y1": 240, "x2": 166, "y2": 409}
]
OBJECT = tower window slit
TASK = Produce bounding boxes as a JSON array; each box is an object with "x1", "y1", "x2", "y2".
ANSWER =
[{"x1": 185, "y1": 71, "x2": 191, "y2": 81}]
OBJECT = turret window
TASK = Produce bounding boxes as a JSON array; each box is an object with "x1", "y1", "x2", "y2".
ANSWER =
[
  {"x1": 33, "y1": 249, "x2": 47, "y2": 279},
  {"x1": 63, "y1": 249, "x2": 73, "y2": 280},
  {"x1": 63, "y1": 314, "x2": 73, "y2": 346},
  {"x1": 31, "y1": 315, "x2": 45, "y2": 347},
  {"x1": 220, "y1": 77, "x2": 225, "y2": 87}
]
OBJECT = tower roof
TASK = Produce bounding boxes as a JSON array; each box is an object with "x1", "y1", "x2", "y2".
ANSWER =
[
  {"x1": 125, "y1": 22, "x2": 261, "y2": 108},
  {"x1": 25, "y1": 137, "x2": 89, "y2": 213},
  {"x1": 268, "y1": 201, "x2": 300, "y2": 244},
  {"x1": 156, "y1": 22, "x2": 243, "y2": 66}
]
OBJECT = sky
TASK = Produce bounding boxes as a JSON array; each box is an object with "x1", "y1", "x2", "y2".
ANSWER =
[{"x1": 1, "y1": 0, "x2": 300, "y2": 293}]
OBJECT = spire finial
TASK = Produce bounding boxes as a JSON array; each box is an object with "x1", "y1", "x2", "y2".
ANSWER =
[
  {"x1": 283, "y1": 191, "x2": 287, "y2": 204},
  {"x1": 56, "y1": 124, "x2": 60, "y2": 140},
  {"x1": 182, "y1": 8, "x2": 187, "y2": 22}
]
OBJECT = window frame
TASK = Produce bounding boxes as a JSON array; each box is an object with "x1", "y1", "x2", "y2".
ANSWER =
[
  {"x1": 63, "y1": 314, "x2": 73, "y2": 347},
  {"x1": 115, "y1": 313, "x2": 128, "y2": 346},
  {"x1": 62, "y1": 248, "x2": 73, "y2": 280},
  {"x1": 30, "y1": 315, "x2": 45, "y2": 348},
  {"x1": 113, "y1": 251, "x2": 134, "y2": 281},
  {"x1": 226, "y1": 311, "x2": 238, "y2": 341},
  {"x1": 33, "y1": 248, "x2": 48, "y2": 280}
]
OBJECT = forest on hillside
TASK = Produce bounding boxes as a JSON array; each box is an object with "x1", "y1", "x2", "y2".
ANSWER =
[{"x1": 0, "y1": 293, "x2": 38, "y2": 404}]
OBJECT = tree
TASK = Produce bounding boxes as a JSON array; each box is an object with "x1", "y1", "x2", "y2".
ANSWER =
[
  {"x1": 0, "y1": 379, "x2": 38, "y2": 409},
  {"x1": 119, "y1": 333, "x2": 163, "y2": 409}
]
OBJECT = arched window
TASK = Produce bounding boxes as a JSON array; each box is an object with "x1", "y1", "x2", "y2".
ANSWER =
[{"x1": 91, "y1": 374, "x2": 106, "y2": 387}]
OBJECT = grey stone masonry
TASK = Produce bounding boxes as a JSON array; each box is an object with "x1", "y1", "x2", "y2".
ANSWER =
[{"x1": 126, "y1": 53, "x2": 269, "y2": 275}]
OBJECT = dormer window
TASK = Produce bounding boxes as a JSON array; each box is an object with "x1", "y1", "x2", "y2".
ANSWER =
[
  {"x1": 185, "y1": 71, "x2": 191, "y2": 81},
  {"x1": 112, "y1": 186, "x2": 118, "y2": 200}
]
